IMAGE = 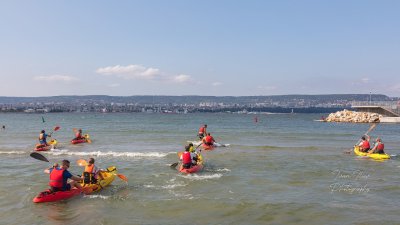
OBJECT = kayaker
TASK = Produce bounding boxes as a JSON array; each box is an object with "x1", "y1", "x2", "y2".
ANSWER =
[
  {"x1": 39, "y1": 130, "x2": 51, "y2": 146},
  {"x1": 358, "y1": 135, "x2": 370, "y2": 152},
  {"x1": 180, "y1": 145, "x2": 198, "y2": 169},
  {"x1": 44, "y1": 159, "x2": 83, "y2": 192},
  {"x1": 202, "y1": 133, "x2": 215, "y2": 146},
  {"x1": 74, "y1": 129, "x2": 85, "y2": 140},
  {"x1": 82, "y1": 158, "x2": 103, "y2": 184},
  {"x1": 368, "y1": 137, "x2": 385, "y2": 154},
  {"x1": 198, "y1": 124, "x2": 207, "y2": 140},
  {"x1": 188, "y1": 143, "x2": 195, "y2": 153}
]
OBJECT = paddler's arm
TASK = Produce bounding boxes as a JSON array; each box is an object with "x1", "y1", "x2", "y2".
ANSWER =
[{"x1": 70, "y1": 175, "x2": 83, "y2": 182}]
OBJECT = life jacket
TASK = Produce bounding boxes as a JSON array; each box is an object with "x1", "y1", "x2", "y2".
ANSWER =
[
  {"x1": 377, "y1": 143, "x2": 384, "y2": 151},
  {"x1": 182, "y1": 152, "x2": 192, "y2": 164},
  {"x1": 362, "y1": 141, "x2": 370, "y2": 150},
  {"x1": 49, "y1": 168, "x2": 65, "y2": 188},
  {"x1": 85, "y1": 164, "x2": 94, "y2": 173},
  {"x1": 205, "y1": 136, "x2": 214, "y2": 144},
  {"x1": 76, "y1": 132, "x2": 82, "y2": 138},
  {"x1": 83, "y1": 164, "x2": 96, "y2": 184},
  {"x1": 198, "y1": 126, "x2": 205, "y2": 134}
]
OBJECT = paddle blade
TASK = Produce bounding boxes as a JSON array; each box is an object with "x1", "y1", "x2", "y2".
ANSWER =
[
  {"x1": 77, "y1": 159, "x2": 87, "y2": 166},
  {"x1": 30, "y1": 152, "x2": 49, "y2": 162},
  {"x1": 177, "y1": 152, "x2": 183, "y2": 158},
  {"x1": 54, "y1": 126, "x2": 60, "y2": 131},
  {"x1": 117, "y1": 174, "x2": 128, "y2": 182},
  {"x1": 170, "y1": 162, "x2": 178, "y2": 168}
]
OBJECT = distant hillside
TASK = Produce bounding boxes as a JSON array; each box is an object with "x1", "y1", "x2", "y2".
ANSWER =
[{"x1": 0, "y1": 94, "x2": 395, "y2": 105}]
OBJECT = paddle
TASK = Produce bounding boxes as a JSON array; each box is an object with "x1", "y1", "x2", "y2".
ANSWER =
[
  {"x1": 49, "y1": 126, "x2": 60, "y2": 136},
  {"x1": 30, "y1": 152, "x2": 50, "y2": 162},
  {"x1": 344, "y1": 123, "x2": 377, "y2": 154},
  {"x1": 170, "y1": 143, "x2": 202, "y2": 168},
  {"x1": 76, "y1": 159, "x2": 128, "y2": 182}
]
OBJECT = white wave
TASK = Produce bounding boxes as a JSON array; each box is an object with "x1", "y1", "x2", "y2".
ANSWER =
[
  {"x1": 85, "y1": 194, "x2": 110, "y2": 199},
  {"x1": 47, "y1": 151, "x2": 173, "y2": 158},
  {"x1": 144, "y1": 183, "x2": 187, "y2": 190},
  {"x1": 0, "y1": 151, "x2": 26, "y2": 155},
  {"x1": 214, "y1": 168, "x2": 231, "y2": 172},
  {"x1": 180, "y1": 173, "x2": 223, "y2": 180}
]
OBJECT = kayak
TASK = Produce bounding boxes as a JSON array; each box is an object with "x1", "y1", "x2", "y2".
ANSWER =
[
  {"x1": 179, "y1": 154, "x2": 204, "y2": 174},
  {"x1": 354, "y1": 146, "x2": 390, "y2": 160},
  {"x1": 71, "y1": 134, "x2": 90, "y2": 144},
  {"x1": 78, "y1": 166, "x2": 117, "y2": 192},
  {"x1": 33, "y1": 188, "x2": 82, "y2": 203},
  {"x1": 202, "y1": 143, "x2": 215, "y2": 151},
  {"x1": 34, "y1": 139, "x2": 57, "y2": 151},
  {"x1": 33, "y1": 166, "x2": 117, "y2": 203},
  {"x1": 190, "y1": 140, "x2": 230, "y2": 148}
]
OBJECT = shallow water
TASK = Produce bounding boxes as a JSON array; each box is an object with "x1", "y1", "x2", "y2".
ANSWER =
[{"x1": 1, "y1": 113, "x2": 400, "y2": 225}]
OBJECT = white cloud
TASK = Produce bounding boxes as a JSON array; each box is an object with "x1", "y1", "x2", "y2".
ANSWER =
[
  {"x1": 96, "y1": 64, "x2": 193, "y2": 84},
  {"x1": 172, "y1": 74, "x2": 191, "y2": 83},
  {"x1": 96, "y1": 64, "x2": 161, "y2": 80},
  {"x1": 33, "y1": 75, "x2": 79, "y2": 82},
  {"x1": 212, "y1": 82, "x2": 222, "y2": 86}
]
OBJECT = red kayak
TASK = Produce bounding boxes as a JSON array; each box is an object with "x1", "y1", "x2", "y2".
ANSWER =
[
  {"x1": 34, "y1": 140, "x2": 57, "y2": 151},
  {"x1": 33, "y1": 188, "x2": 82, "y2": 203},
  {"x1": 179, "y1": 164, "x2": 204, "y2": 174},
  {"x1": 71, "y1": 139, "x2": 86, "y2": 144},
  {"x1": 202, "y1": 143, "x2": 215, "y2": 151},
  {"x1": 71, "y1": 134, "x2": 91, "y2": 144}
]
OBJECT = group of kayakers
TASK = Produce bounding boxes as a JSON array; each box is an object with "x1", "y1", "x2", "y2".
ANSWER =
[
  {"x1": 38, "y1": 128, "x2": 86, "y2": 146},
  {"x1": 178, "y1": 124, "x2": 218, "y2": 170},
  {"x1": 358, "y1": 135, "x2": 385, "y2": 154},
  {"x1": 44, "y1": 157, "x2": 101, "y2": 193}
]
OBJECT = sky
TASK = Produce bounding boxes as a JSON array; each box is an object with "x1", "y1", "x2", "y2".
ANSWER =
[{"x1": 0, "y1": 0, "x2": 399, "y2": 97}]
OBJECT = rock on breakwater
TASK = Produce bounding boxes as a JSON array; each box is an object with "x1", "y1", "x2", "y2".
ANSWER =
[{"x1": 325, "y1": 109, "x2": 382, "y2": 123}]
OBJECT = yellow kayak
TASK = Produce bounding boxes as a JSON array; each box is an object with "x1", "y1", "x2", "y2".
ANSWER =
[
  {"x1": 354, "y1": 146, "x2": 390, "y2": 160},
  {"x1": 79, "y1": 166, "x2": 117, "y2": 192}
]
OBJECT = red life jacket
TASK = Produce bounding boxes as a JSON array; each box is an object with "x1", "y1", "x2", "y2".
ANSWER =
[
  {"x1": 182, "y1": 152, "x2": 192, "y2": 164},
  {"x1": 377, "y1": 143, "x2": 384, "y2": 151},
  {"x1": 198, "y1": 126, "x2": 205, "y2": 134},
  {"x1": 362, "y1": 141, "x2": 370, "y2": 149},
  {"x1": 75, "y1": 132, "x2": 82, "y2": 138},
  {"x1": 49, "y1": 168, "x2": 65, "y2": 188},
  {"x1": 205, "y1": 136, "x2": 213, "y2": 144}
]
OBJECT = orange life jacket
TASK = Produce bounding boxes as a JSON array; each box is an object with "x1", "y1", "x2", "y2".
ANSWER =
[
  {"x1": 85, "y1": 164, "x2": 94, "y2": 174},
  {"x1": 49, "y1": 168, "x2": 65, "y2": 188}
]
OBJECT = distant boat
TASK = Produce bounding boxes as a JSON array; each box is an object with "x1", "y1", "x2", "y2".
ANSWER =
[{"x1": 291, "y1": 109, "x2": 294, "y2": 114}]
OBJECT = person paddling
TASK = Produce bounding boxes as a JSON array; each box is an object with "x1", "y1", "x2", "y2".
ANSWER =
[
  {"x1": 198, "y1": 124, "x2": 207, "y2": 140},
  {"x1": 39, "y1": 130, "x2": 51, "y2": 146},
  {"x1": 82, "y1": 158, "x2": 103, "y2": 184},
  {"x1": 44, "y1": 159, "x2": 84, "y2": 193},
  {"x1": 73, "y1": 129, "x2": 85, "y2": 141},
  {"x1": 180, "y1": 145, "x2": 198, "y2": 169},
  {"x1": 202, "y1": 133, "x2": 216, "y2": 146},
  {"x1": 368, "y1": 137, "x2": 385, "y2": 154},
  {"x1": 358, "y1": 135, "x2": 370, "y2": 152}
]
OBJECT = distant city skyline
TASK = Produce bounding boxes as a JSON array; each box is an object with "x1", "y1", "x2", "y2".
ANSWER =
[{"x1": 1, "y1": 1, "x2": 399, "y2": 97}]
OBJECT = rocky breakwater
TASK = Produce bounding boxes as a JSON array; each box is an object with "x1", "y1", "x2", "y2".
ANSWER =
[{"x1": 325, "y1": 109, "x2": 382, "y2": 123}]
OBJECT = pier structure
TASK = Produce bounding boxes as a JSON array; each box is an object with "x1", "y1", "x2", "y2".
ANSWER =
[{"x1": 351, "y1": 101, "x2": 400, "y2": 122}]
